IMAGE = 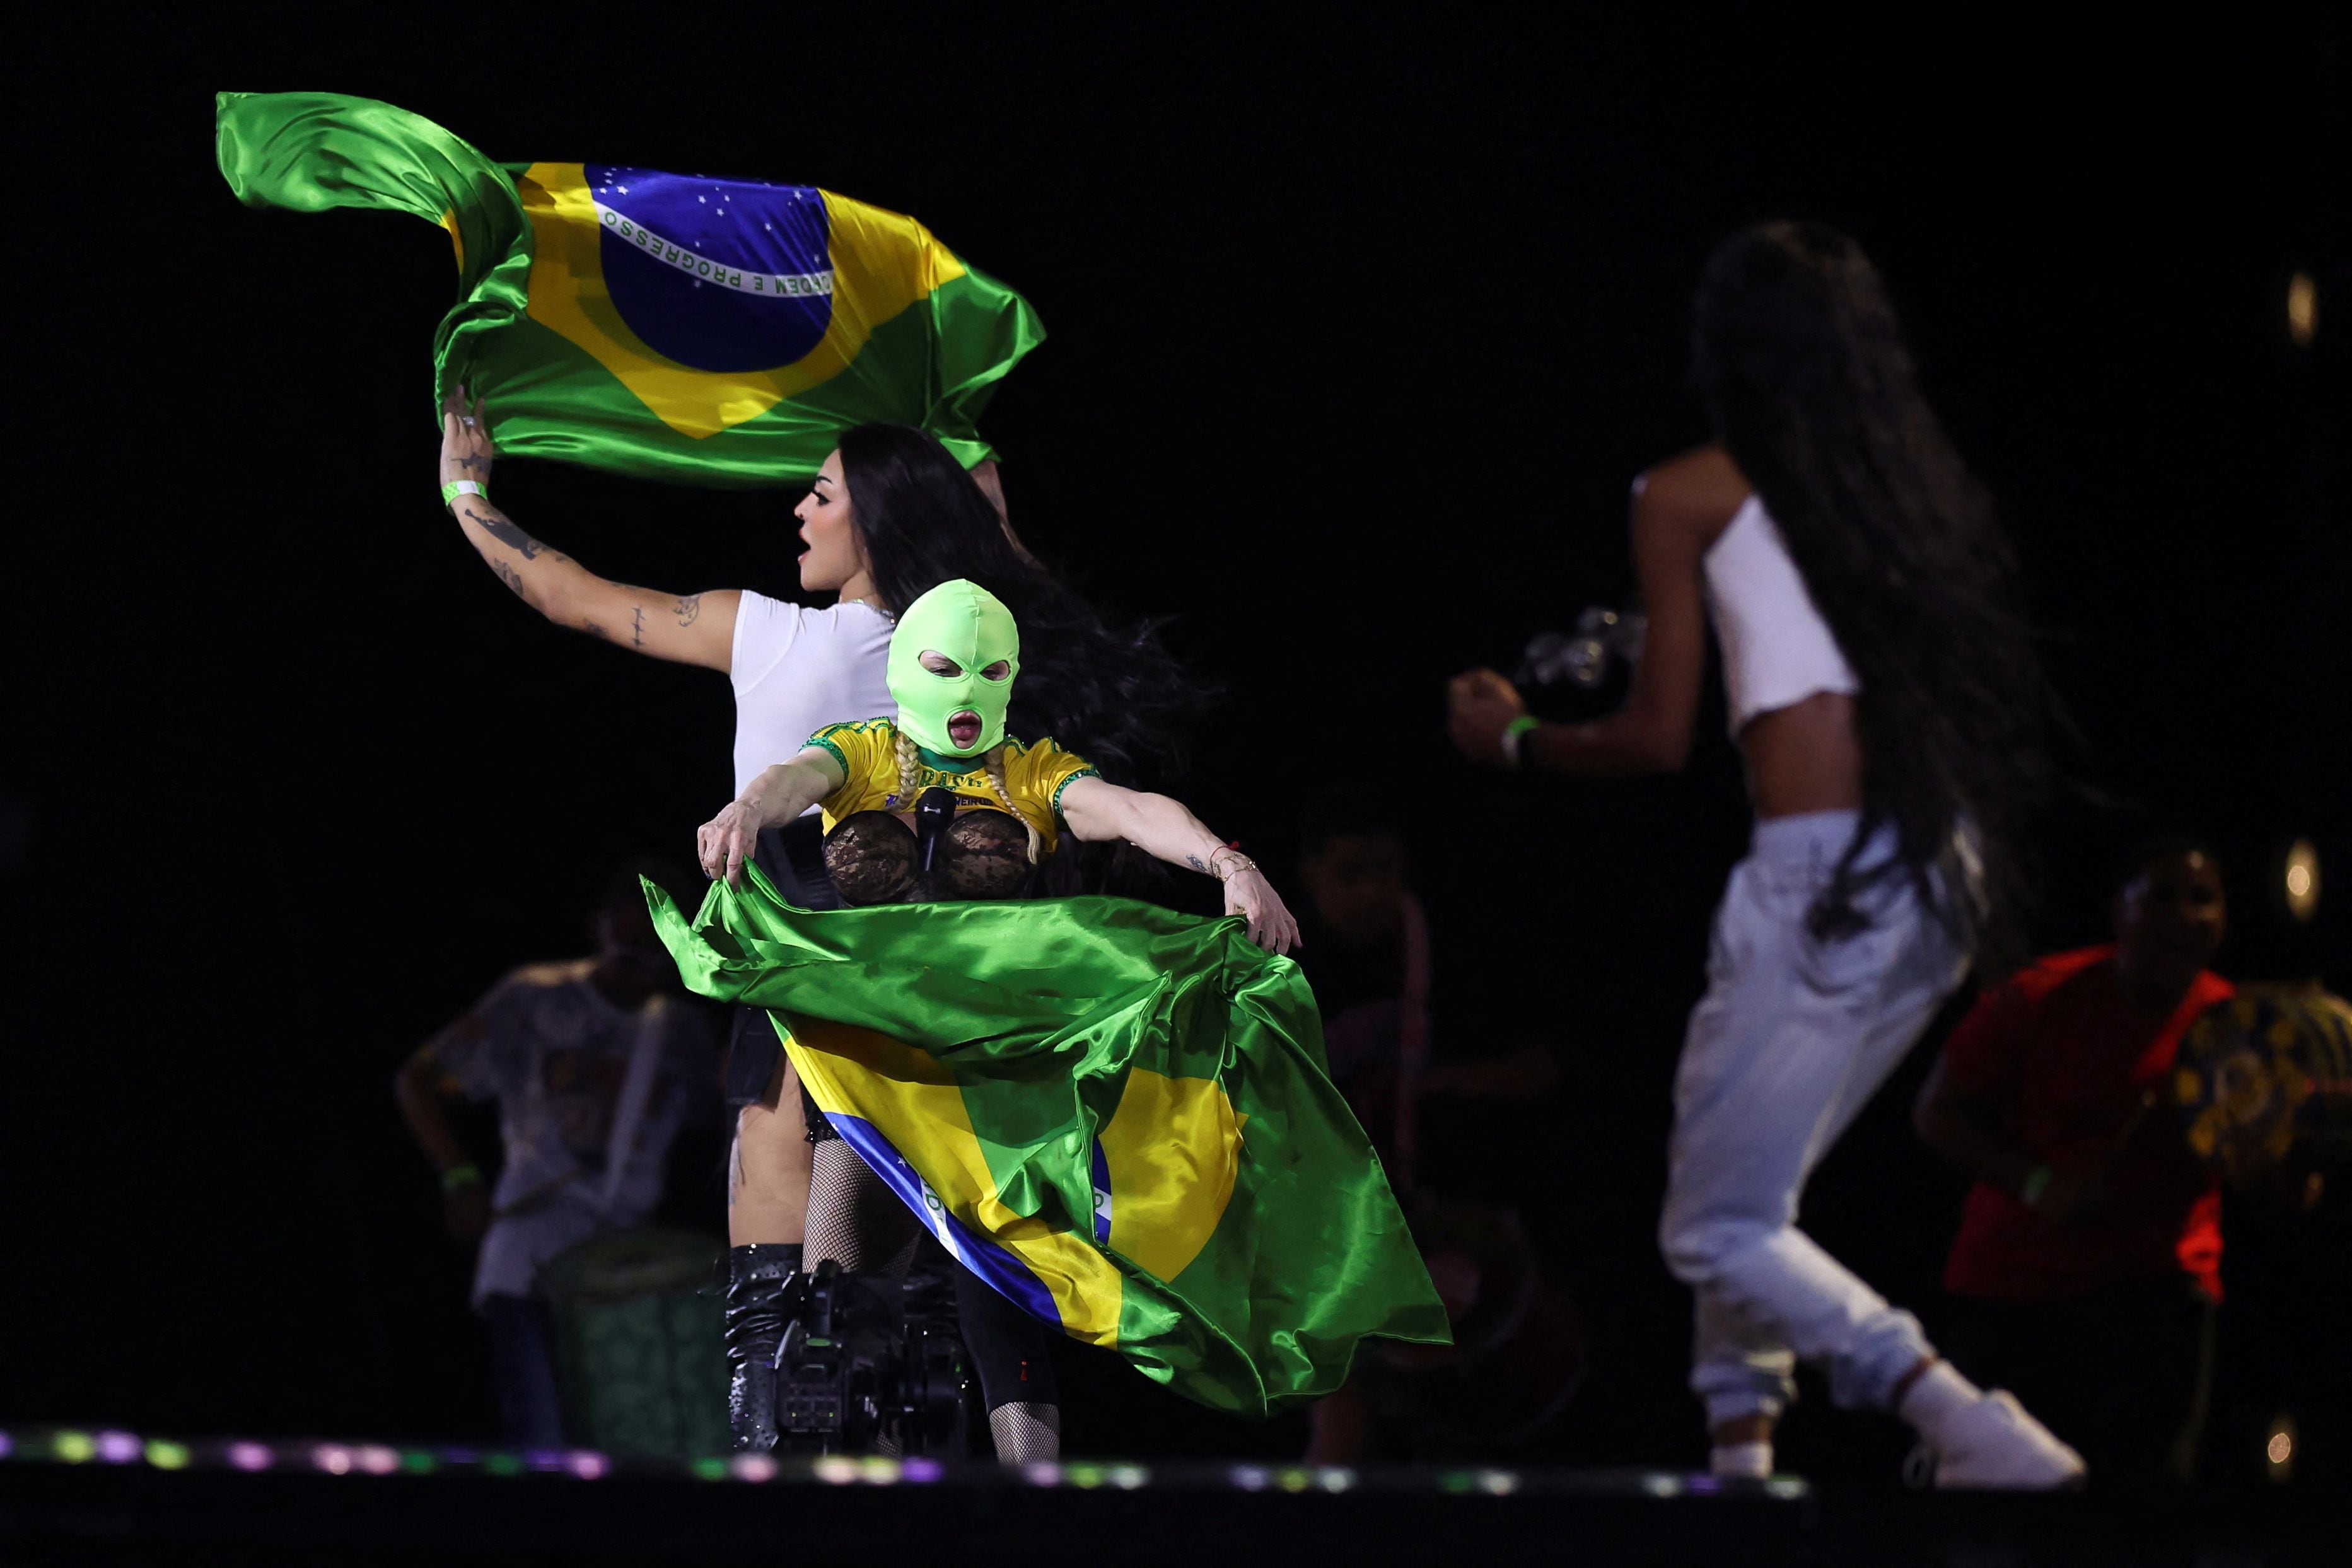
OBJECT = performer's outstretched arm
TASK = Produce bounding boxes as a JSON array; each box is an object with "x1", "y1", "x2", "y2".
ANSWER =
[
  {"x1": 440, "y1": 386, "x2": 742, "y2": 670},
  {"x1": 1445, "y1": 455, "x2": 1716, "y2": 774},
  {"x1": 696, "y1": 746, "x2": 850, "y2": 884},
  {"x1": 1059, "y1": 778, "x2": 1301, "y2": 955}
]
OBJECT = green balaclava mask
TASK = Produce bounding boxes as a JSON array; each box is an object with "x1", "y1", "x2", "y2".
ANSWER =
[{"x1": 887, "y1": 579, "x2": 1021, "y2": 760}]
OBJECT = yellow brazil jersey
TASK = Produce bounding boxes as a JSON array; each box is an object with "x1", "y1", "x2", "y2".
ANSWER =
[{"x1": 805, "y1": 720, "x2": 1100, "y2": 857}]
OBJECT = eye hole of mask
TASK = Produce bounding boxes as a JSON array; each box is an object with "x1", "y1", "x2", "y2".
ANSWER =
[
  {"x1": 980, "y1": 660, "x2": 1012, "y2": 682},
  {"x1": 919, "y1": 651, "x2": 965, "y2": 677}
]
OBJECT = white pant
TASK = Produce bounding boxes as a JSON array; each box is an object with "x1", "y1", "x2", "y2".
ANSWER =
[{"x1": 1659, "y1": 811, "x2": 1968, "y2": 1426}]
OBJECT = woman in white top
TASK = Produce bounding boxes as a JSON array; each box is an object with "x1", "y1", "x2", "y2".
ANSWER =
[
  {"x1": 1446, "y1": 223, "x2": 2081, "y2": 1488},
  {"x1": 436, "y1": 402, "x2": 1198, "y2": 1451}
]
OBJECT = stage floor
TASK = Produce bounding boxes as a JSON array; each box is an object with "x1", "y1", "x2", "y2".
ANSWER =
[{"x1": 0, "y1": 1425, "x2": 2327, "y2": 1566}]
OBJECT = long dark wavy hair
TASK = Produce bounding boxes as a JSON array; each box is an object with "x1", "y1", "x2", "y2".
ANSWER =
[
  {"x1": 833, "y1": 423, "x2": 1206, "y2": 888},
  {"x1": 1692, "y1": 222, "x2": 2053, "y2": 967}
]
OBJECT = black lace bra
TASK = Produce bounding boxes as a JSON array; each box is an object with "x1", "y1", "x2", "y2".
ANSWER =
[{"x1": 822, "y1": 808, "x2": 1036, "y2": 905}]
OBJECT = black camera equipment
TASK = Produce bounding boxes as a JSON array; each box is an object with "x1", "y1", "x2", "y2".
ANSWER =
[
  {"x1": 1515, "y1": 607, "x2": 1646, "y2": 692},
  {"x1": 772, "y1": 1255, "x2": 980, "y2": 1456}
]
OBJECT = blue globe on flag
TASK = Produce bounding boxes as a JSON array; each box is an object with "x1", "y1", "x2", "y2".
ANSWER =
[{"x1": 589, "y1": 166, "x2": 835, "y2": 373}]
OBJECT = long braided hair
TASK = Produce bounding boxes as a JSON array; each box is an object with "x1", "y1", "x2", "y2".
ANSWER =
[
  {"x1": 890, "y1": 731, "x2": 1042, "y2": 865},
  {"x1": 1692, "y1": 222, "x2": 2056, "y2": 970}
]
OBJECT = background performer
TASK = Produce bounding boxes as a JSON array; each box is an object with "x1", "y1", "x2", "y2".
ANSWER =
[
  {"x1": 1446, "y1": 222, "x2": 2083, "y2": 1487},
  {"x1": 392, "y1": 861, "x2": 716, "y2": 1446},
  {"x1": 1916, "y1": 835, "x2": 2232, "y2": 1482}
]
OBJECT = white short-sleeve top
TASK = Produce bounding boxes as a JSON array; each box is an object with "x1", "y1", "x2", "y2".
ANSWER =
[{"x1": 728, "y1": 593, "x2": 895, "y2": 801}]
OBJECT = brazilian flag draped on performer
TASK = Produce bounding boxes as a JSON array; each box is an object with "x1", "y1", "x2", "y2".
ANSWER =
[
  {"x1": 648, "y1": 868, "x2": 1452, "y2": 1418},
  {"x1": 214, "y1": 91, "x2": 1043, "y2": 484}
]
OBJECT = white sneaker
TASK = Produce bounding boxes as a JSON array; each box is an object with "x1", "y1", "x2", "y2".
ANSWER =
[
  {"x1": 1930, "y1": 1390, "x2": 2086, "y2": 1489},
  {"x1": 1711, "y1": 1440, "x2": 1773, "y2": 1480}
]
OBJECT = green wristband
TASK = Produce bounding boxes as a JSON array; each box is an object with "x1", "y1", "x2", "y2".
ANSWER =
[
  {"x1": 1503, "y1": 714, "x2": 1540, "y2": 767},
  {"x1": 440, "y1": 1163, "x2": 484, "y2": 1193},
  {"x1": 441, "y1": 480, "x2": 489, "y2": 509}
]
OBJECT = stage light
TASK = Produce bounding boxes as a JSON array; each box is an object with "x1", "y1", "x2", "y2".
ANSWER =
[
  {"x1": 52, "y1": 1431, "x2": 95, "y2": 1463},
  {"x1": 2287, "y1": 272, "x2": 2318, "y2": 348},
  {"x1": 1230, "y1": 1463, "x2": 1269, "y2": 1491},
  {"x1": 1315, "y1": 1466, "x2": 1357, "y2": 1493},
  {"x1": 1020, "y1": 1460, "x2": 1063, "y2": 1487},
  {"x1": 143, "y1": 1440, "x2": 190, "y2": 1470},
  {"x1": 400, "y1": 1450, "x2": 437, "y2": 1474},
  {"x1": 0, "y1": 1432, "x2": 14, "y2": 1460},
  {"x1": 2285, "y1": 839, "x2": 2320, "y2": 922},
  {"x1": 899, "y1": 1456, "x2": 945, "y2": 1484},
  {"x1": 228, "y1": 1442, "x2": 272, "y2": 1472},
  {"x1": 313, "y1": 1444, "x2": 354, "y2": 1475},
  {"x1": 690, "y1": 1456, "x2": 729, "y2": 1481},
  {"x1": 358, "y1": 1446, "x2": 400, "y2": 1475},
  {"x1": 812, "y1": 1454, "x2": 859, "y2": 1485},
  {"x1": 729, "y1": 1453, "x2": 777, "y2": 1482},
  {"x1": 1641, "y1": 1473, "x2": 1683, "y2": 1497},
  {"x1": 484, "y1": 1453, "x2": 524, "y2": 1477},
  {"x1": 1107, "y1": 1464, "x2": 1148, "y2": 1490},
  {"x1": 96, "y1": 1431, "x2": 141, "y2": 1464},
  {"x1": 2266, "y1": 1414, "x2": 2295, "y2": 1481}
]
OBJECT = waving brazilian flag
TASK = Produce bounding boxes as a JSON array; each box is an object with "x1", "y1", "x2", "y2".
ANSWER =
[
  {"x1": 214, "y1": 91, "x2": 1042, "y2": 484},
  {"x1": 649, "y1": 869, "x2": 1450, "y2": 1417}
]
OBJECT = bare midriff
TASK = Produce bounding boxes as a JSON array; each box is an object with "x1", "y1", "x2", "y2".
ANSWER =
[{"x1": 1738, "y1": 690, "x2": 1866, "y2": 818}]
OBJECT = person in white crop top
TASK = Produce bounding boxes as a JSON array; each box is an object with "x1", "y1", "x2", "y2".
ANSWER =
[{"x1": 1445, "y1": 223, "x2": 2077, "y2": 1488}]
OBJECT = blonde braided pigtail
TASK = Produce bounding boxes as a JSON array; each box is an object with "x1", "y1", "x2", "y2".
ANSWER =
[
  {"x1": 892, "y1": 731, "x2": 923, "y2": 810},
  {"x1": 982, "y1": 745, "x2": 1042, "y2": 864}
]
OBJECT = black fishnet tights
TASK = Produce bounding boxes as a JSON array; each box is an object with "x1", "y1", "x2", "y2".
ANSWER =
[{"x1": 803, "y1": 1140, "x2": 919, "y2": 1277}]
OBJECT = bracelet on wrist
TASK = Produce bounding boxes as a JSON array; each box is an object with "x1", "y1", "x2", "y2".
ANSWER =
[
  {"x1": 440, "y1": 1163, "x2": 484, "y2": 1194},
  {"x1": 1207, "y1": 844, "x2": 1257, "y2": 881},
  {"x1": 1501, "y1": 714, "x2": 1540, "y2": 768},
  {"x1": 441, "y1": 480, "x2": 489, "y2": 510}
]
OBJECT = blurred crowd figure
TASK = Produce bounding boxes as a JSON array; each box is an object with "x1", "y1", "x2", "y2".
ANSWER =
[
  {"x1": 1914, "y1": 837, "x2": 2232, "y2": 1482},
  {"x1": 1292, "y1": 808, "x2": 1579, "y2": 1464},
  {"x1": 394, "y1": 862, "x2": 717, "y2": 1446}
]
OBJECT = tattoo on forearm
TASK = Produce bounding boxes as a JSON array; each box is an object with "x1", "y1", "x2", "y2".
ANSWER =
[
  {"x1": 632, "y1": 606, "x2": 646, "y2": 648},
  {"x1": 1186, "y1": 854, "x2": 1209, "y2": 872},
  {"x1": 581, "y1": 618, "x2": 608, "y2": 641},
  {"x1": 491, "y1": 559, "x2": 528, "y2": 600},
  {"x1": 675, "y1": 593, "x2": 702, "y2": 627},
  {"x1": 461, "y1": 503, "x2": 544, "y2": 560}
]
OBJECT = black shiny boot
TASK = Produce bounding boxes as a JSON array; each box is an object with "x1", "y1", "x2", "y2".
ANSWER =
[{"x1": 726, "y1": 1243, "x2": 801, "y2": 1451}]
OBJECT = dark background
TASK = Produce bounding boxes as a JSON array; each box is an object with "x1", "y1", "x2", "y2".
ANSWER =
[{"x1": 4, "y1": 4, "x2": 2344, "y2": 1477}]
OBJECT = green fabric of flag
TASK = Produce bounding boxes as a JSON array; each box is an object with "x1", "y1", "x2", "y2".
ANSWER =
[
  {"x1": 646, "y1": 866, "x2": 1451, "y2": 1417},
  {"x1": 215, "y1": 90, "x2": 1043, "y2": 484}
]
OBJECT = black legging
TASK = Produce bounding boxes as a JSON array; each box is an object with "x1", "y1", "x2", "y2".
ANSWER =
[{"x1": 952, "y1": 1260, "x2": 1061, "y2": 1412}]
